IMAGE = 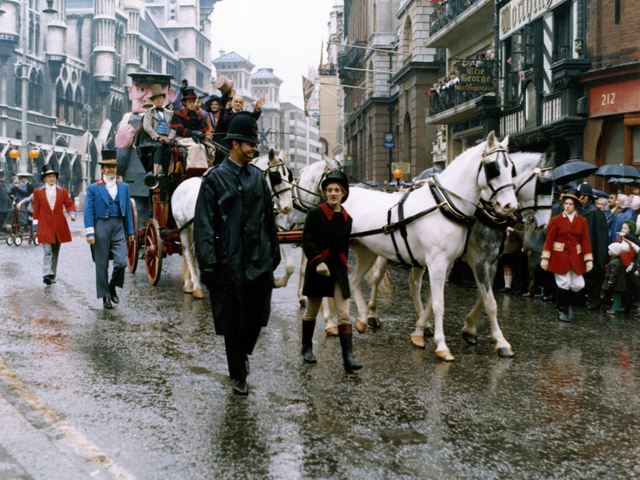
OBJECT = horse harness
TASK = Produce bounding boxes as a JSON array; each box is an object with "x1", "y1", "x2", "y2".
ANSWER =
[{"x1": 350, "y1": 175, "x2": 477, "y2": 268}]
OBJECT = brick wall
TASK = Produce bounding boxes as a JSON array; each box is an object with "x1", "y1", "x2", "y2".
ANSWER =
[{"x1": 587, "y1": 0, "x2": 640, "y2": 68}]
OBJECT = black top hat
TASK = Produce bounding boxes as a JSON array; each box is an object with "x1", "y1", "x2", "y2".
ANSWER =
[
  {"x1": 100, "y1": 149, "x2": 118, "y2": 165},
  {"x1": 561, "y1": 188, "x2": 581, "y2": 204},
  {"x1": 41, "y1": 163, "x2": 59, "y2": 180},
  {"x1": 225, "y1": 112, "x2": 259, "y2": 145},
  {"x1": 321, "y1": 170, "x2": 350, "y2": 203},
  {"x1": 128, "y1": 72, "x2": 174, "y2": 86},
  {"x1": 181, "y1": 88, "x2": 198, "y2": 101},
  {"x1": 204, "y1": 95, "x2": 222, "y2": 111}
]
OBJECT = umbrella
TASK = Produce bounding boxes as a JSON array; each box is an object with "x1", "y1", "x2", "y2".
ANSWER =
[
  {"x1": 608, "y1": 177, "x2": 638, "y2": 184},
  {"x1": 594, "y1": 164, "x2": 640, "y2": 179},
  {"x1": 552, "y1": 161, "x2": 599, "y2": 185},
  {"x1": 415, "y1": 166, "x2": 443, "y2": 181},
  {"x1": 592, "y1": 188, "x2": 609, "y2": 198}
]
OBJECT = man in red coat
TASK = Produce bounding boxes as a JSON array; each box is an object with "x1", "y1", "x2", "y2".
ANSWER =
[
  {"x1": 33, "y1": 164, "x2": 76, "y2": 285},
  {"x1": 541, "y1": 188, "x2": 593, "y2": 321}
]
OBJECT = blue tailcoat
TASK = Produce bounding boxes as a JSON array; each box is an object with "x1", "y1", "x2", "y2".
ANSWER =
[{"x1": 83, "y1": 179, "x2": 134, "y2": 237}]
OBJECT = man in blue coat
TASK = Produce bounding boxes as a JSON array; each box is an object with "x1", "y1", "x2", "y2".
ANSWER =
[{"x1": 84, "y1": 150, "x2": 135, "y2": 309}]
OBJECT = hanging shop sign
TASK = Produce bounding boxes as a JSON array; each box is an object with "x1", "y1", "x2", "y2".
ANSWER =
[{"x1": 456, "y1": 65, "x2": 494, "y2": 92}]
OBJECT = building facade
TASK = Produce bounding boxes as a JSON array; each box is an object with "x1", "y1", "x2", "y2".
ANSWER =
[{"x1": 0, "y1": 0, "x2": 218, "y2": 197}]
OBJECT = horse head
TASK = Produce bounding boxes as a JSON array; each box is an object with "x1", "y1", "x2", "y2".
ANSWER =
[
  {"x1": 477, "y1": 131, "x2": 517, "y2": 215},
  {"x1": 253, "y1": 149, "x2": 293, "y2": 216},
  {"x1": 293, "y1": 156, "x2": 339, "y2": 213},
  {"x1": 513, "y1": 152, "x2": 554, "y2": 229}
]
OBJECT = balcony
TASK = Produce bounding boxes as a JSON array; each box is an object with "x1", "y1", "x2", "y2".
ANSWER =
[
  {"x1": 426, "y1": 0, "x2": 493, "y2": 48},
  {"x1": 337, "y1": 41, "x2": 366, "y2": 83},
  {"x1": 428, "y1": 87, "x2": 485, "y2": 116}
]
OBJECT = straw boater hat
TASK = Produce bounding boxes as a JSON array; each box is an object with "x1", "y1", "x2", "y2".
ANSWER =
[
  {"x1": 149, "y1": 84, "x2": 166, "y2": 100},
  {"x1": 214, "y1": 75, "x2": 235, "y2": 97},
  {"x1": 100, "y1": 149, "x2": 118, "y2": 166},
  {"x1": 41, "y1": 163, "x2": 59, "y2": 180}
]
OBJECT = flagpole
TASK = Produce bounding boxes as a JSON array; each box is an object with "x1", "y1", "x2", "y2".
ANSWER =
[{"x1": 306, "y1": 115, "x2": 310, "y2": 167}]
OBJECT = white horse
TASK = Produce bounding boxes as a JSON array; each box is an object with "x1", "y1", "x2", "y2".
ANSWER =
[
  {"x1": 171, "y1": 149, "x2": 293, "y2": 298},
  {"x1": 364, "y1": 152, "x2": 554, "y2": 357},
  {"x1": 345, "y1": 132, "x2": 517, "y2": 361}
]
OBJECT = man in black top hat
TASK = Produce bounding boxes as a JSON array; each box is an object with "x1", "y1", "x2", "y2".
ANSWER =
[
  {"x1": 194, "y1": 111, "x2": 280, "y2": 395},
  {"x1": 170, "y1": 87, "x2": 212, "y2": 169},
  {"x1": 84, "y1": 150, "x2": 135, "y2": 309},
  {"x1": 578, "y1": 182, "x2": 609, "y2": 310}
]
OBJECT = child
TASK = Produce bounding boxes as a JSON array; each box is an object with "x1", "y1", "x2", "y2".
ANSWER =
[{"x1": 603, "y1": 242, "x2": 630, "y2": 316}]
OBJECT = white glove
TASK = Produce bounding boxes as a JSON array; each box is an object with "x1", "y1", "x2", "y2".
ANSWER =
[
  {"x1": 627, "y1": 264, "x2": 634, "y2": 273},
  {"x1": 316, "y1": 263, "x2": 331, "y2": 277},
  {"x1": 585, "y1": 260, "x2": 593, "y2": 272},
  {"x1": 540, "y1": 258, "x2": 549, "y2": 271}
]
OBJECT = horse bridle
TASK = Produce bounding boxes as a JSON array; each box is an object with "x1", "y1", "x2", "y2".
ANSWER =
[
  {"x1": 479, "y1": 146, "x2": 517, "y2": 200},
  {"x1": 515, "y1": 159, "x2": 554, "y2": 215},
  {"x1": 291, "y1": 166, "x2": 337, "y2": 213},
  {"x1": 252, "y1": 160, "x2": 292, "y2": 202}
]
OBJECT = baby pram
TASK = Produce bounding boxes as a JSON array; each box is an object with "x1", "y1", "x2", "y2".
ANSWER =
[{"x1": 5, "y1": 206, "x2": 38, "y2": 246}]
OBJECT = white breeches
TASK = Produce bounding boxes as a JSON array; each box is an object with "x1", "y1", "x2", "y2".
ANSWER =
[{"x1": 554, "y1": 270, "x2": 585, "y2": 292}]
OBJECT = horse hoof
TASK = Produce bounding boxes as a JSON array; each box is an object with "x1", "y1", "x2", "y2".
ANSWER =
[
  {"x1": 192, "y1": 288, "x2": 205, "y2": 299},
  {"x1": 299, "y1": 299, "x2": 307, "y2": 309},
  {"x1": 496, "y1": 347, "x2": 515, "y2": 357},
  {"x1": 367, "y1": 317, "x2": 381, "y2": 328},
  {"x1": 436, "y1": 350, "x2": 455, "y2": 362},
  {"x1": 462, "y1": 331, "x2": 477, "y2": 345},
  {"x1": 355, "y1": 320, "x2": 367, "y2": 334},
  {"x1": 325, "y1": 326, "x2": 339, "y2": 336},
  {"x1": 410, "y1": 335, "x2": 425, "y2": 348},
  {"x1": 183, "y1": 285, "x2": 193, "y2": 293},
  {"x1": 424, "y1": 327, "x2": 434, "y2": 337}
]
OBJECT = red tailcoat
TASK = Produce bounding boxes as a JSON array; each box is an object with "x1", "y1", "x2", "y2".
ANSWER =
[
  {"x1": 33, "y1": 185, "x2": 76, "y2": 244},
  {"x1": 542, "y1": 212, "x2": 593, "y2": 275}
]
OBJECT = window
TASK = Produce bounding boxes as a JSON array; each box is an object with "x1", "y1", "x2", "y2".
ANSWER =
[
  {"x1": 553, "y1": 3, "x2": 571, "y2": 62},
  {"x1": 615, "y1": 0, "x2": 621, "y2": 25}
]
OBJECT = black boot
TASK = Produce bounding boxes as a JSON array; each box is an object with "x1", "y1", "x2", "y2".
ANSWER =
[
  {"x1": 301, "y1": 320, "x2": 317, "y2": 364},
  {"x1": 109, "y1": 282, "x2": 119, "y2": 304},
  {"x1": 556, "y1": 288, "x2": 570, "y2": 322},
  {"x1": 338, "y1": 324, "x2": 362, "y2": 373}
]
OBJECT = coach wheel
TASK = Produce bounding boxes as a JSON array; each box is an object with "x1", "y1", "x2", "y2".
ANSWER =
[
  {"x1": 145, "y1": 219, "x2": 163, "y2": 285},
  {"x1": 127, "y1": 198, "x2": 140, "y2": 273},
  {"x1": 33, "y1": 236, "x2": 39, "y2": 246},
  {"x1": 6, "y1": 235, "x2": 14, "y2": 246},
  {"x1": 14, "y1": 236, "x2": 22, "y2": 246}
]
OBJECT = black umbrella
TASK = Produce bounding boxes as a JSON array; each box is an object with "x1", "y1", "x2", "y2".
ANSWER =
[
  {"x1": 608, "y1": 177, "x2": 638, "y2": 184},
  {"x1": 595, "y1": 164, "x2": 640, "y2": 179},
  {"x1": 592, "y1": 188, "x2": 609, "y2": 198},
  {"x1": 552, "y1": 161, "x2": 599, "y2": 185},
  {"x1": 415, "y1": 166, "x2": 443, "y2": 181}
]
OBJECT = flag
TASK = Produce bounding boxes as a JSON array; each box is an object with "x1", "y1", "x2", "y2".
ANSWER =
[
  {"x1": 519, "y1": 70, "x2": 526, "y2": 81},
  {"x1": 302, "y1": 75, "x2": 315, "y2": 117},
  {"x1": 507, "y1": 57, "x2": 513, "y2": 65}
]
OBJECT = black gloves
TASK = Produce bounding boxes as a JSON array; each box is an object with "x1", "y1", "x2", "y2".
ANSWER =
[{"x1": 191, "y1": 131, "x2": 205, "y2": 141}]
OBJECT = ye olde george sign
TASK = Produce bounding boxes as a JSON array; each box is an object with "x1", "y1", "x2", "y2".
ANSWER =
[{"x1": 456, "y1": 65, "x2": 494, "y2": 93}]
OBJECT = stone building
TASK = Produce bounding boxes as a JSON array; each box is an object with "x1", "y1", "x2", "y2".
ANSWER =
[{"x1": 0, "y1": 0, "x2": 217, "y2": 196}]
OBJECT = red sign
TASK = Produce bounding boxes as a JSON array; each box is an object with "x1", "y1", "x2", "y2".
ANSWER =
[{"x1": 589, "y1": 79, "x2": 640, "y2": 117}]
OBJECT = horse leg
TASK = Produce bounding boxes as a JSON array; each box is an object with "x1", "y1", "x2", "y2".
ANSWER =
[
  {"x1": 408, "y1": 267, "x2": 434, "y2": 347},
  {"x1": 182, "y1": 260, "x2": 193, "y2": 293},
  {"x1": 462, "y1": 260, "x2": 490, "y2": 345},
  {"x1": 366, "y1": 257, "x2": 388, "y2": 328},
  {"x1": 321, "y1": 297, "x2": 338, "y2": 336},
  {"x1": 297, "y1": 250, "x2": 307, "y2": 308},
  {"x1": 428, "y1": 261, "x2": 455, "y2": 361},
  {"x1": 349, "y1": 241, "x2": 378, "y2": 334},
  {"x1": 182, "y1": 227, "x2": 204, "y2": 299},
  {"x1": 274, "y1": 244, "x2": 295, "y2": 288}
]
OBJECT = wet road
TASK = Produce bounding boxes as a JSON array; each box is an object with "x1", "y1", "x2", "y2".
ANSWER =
[{"x1": 1, "y1": 227, "x2": 640, "y2": 479}]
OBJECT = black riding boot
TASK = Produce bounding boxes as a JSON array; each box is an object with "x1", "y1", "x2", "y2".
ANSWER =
[
  {"x1": 556, "y1": 288, "x2": 570, "y2": 322},
  {"x1": 338, "y1": 324, "x2": 362, "y2": 373},
  {"x1": 301, "y1": 320, "x2": 317, "y2": 364}
]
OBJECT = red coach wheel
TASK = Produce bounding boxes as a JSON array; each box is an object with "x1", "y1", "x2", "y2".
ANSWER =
[
  {"x1": 33, "y1": 236, "x2": 39, "y2": 246},
  {"x1": 127, "y1": 198, "x2": 139, "y2": 273},
  {"x1": 144, "y1": 218, "x2": 163, "y2": 285}
]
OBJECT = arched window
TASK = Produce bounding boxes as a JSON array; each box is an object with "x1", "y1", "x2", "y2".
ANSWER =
[
  {"x1": 56, "y1": 81, "x2": 65, "y2": 122},
  {"x1": 367, "y1": 61, "x2": 374, "y2": 95},
  {"x1": 174, "y1": 38, "x2": 179, "y2": 52},
  {"x1": 403, "y1": 112, "x2": 412, "y2": 166},
  {"x1": 65, "y1": 84, "x2": 73, "y2": 125},
  {"x1": 28, "y1": 70, "x2": 37, "y2": 111}
]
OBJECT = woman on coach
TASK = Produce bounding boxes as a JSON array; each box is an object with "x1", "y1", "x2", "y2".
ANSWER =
[
  {"x1": 300, "y1": 170, "x2": 362, "y2": 373},
  {"x1": 33, "y1": 164, "x2": 76, "y2": 285}
]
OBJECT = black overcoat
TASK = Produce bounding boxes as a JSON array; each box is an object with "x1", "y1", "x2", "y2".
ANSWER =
[
  {"x1": 603, "y1": 257, "x2": 626, "y2": 293},
  {"x1": 302, "y1": 202, "x2": 352, "y2": 298},
  {"x1": 194, "y1": 157, "x2": 281, "y2": 336},
  {"x1": 579, "y1": 201, "x2": 609, "y2": 266}
]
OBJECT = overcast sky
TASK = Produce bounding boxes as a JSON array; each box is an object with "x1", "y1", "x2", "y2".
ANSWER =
[{"x1": 209, "y1": 0, "x2": 336, "y2": 109}]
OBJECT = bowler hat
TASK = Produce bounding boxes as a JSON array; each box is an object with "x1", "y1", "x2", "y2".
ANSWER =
[
  {"x1": 100, "y1": 149, "x2": 118, "y2": 165},
  {"x1": 225, "y1": 111, "x2": 259, "y2": 145},
  {"x1": 321, "y1": 170, "x2": 350, "y2": 203},
  {"x1": 149, "y1": 84, "x2": 166, "y2": 100},
  {"x1": 41, "y1": 163, "x2": 59, "y2": 180},
  {"x1": 577, "y1": 182, "x2": 593, "y2": 197}
]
